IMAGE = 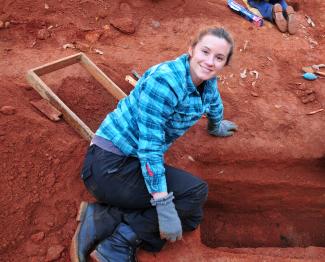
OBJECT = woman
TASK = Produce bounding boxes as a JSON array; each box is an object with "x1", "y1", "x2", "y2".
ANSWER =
[
  {"x1": 248, "y1": 0, "x2": 297, "y2": 34},
  {"x1": 71, "y1": 27, "x2": 238, "y2": 262}
]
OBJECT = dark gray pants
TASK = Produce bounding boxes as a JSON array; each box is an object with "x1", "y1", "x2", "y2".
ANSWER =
[{"x1": 81, "y1": 145, "x2": 208, "y2": 251}]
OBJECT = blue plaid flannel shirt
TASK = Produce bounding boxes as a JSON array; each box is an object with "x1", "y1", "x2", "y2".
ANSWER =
[{"x1": 96, "y1": 54, "x2": 224, "y2": 193}]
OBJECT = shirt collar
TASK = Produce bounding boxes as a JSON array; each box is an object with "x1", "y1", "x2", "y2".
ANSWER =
[{"x1": 184, "y1": 54, "x2": 197, "y2": 93}]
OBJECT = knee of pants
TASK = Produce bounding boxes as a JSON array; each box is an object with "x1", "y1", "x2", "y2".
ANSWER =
[
  {"x1": 181, "y1": 210, "x2": 204, "y2": 231},
  {"x1": 193, "y1": 181, "x2": 209, "y2": 204},
  {"x1": 176, "y1": 181, "x2": 208, "y2": 216}
]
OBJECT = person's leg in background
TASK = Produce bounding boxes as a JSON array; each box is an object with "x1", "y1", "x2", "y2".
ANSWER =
[
  {"x1": 277, "y1": 0, "x2": 298, "y2": 34},
  {"x1": 272, "y1": 0, "x2": 297, "y2": 34},
  {"x1": 248, "y1": 0, "x2": 274, "y2": 21},
  {"x1": 248, "y1": 1, "x2": 297, "y2": 34},
  {"x1": 248, "y1": 0, "x2": 287, "y2": 32},
  {"x1": 271, "y1": 0, "x2": 288, "y2": 11}
]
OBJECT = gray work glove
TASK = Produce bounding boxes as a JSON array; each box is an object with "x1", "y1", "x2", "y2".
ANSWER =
[
  {"x1": 208, "y1": 119, "x2": 238, "y2": 137},
  {"x1": 150, "y1": 192, "x2": 182, "y2": 242}
]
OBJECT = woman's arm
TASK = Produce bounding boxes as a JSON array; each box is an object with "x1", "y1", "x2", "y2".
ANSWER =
[{"x1": 137, "y1": 75, "x2": 178, "y2": 194}]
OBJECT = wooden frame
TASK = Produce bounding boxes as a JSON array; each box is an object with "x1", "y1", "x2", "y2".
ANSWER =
[{"x1": 26, "y1": 52, "x2": 127, "y2": 141}]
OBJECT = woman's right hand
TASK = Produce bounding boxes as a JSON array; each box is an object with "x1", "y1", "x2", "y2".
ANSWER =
[{"x1": 150, "y1": 192, "x2": 182, "y2": 242}]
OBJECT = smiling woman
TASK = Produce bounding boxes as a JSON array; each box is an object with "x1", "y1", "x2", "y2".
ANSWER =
[
  {"x1": 188, "y1": 28, "x2": 234, "y2": 86},
  {"x1": 71, "y1": 27, "x2": 238, "y2": 262}
]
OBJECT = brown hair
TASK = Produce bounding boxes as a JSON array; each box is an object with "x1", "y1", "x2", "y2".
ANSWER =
[{"x1": 190, "y1": 27, "x2": 234, "y2": 66}]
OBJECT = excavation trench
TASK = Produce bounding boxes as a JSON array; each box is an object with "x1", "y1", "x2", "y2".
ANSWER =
[
  {"x1": 33, "y1": 74, "x2": 325, "y2": 251},
  {"x1": 199, "y1": 161, "x2": 325, "y2": 248}
]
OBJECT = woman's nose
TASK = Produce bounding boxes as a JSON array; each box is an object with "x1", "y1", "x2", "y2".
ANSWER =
[{"x1": 205, "y1": 55, "x2": 214, "y2": 66}]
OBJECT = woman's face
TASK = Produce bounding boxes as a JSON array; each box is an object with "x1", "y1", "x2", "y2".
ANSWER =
[{"x1": 189, "y1": 34, "x2": 231, "y2": 86}]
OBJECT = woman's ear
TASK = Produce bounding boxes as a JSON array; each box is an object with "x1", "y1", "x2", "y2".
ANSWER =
[{"x1": 188, "y1": 46, "x2": 193, "y2": 57}]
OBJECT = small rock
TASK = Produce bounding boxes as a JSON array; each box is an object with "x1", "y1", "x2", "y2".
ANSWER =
[
  {"x1": 85, "y1": 31, "x2": 102, "y2": 44},
  {"x1": 0, "y1": 21, "x2": 4, "y2": 29},
  {"x1": 62, "y1": 43, "x2": 75, "y2": 49},
  {"x1": 102, "y1": 24, "x2": 110, "y2": 30},
  {"x1": 4, "y1": 21, "x2": 10, "y2": 28},
  {"x1": 188, "y1": 155, "x2": 195, "y2": 162},
  {"x1": 250, "y1": 70, "x2": 259, "y2": 79},
  {"x1": 37, "y1": 28, "x2": 50, "y2": 40},
  {"x1": 251, "y1": 91, "x2": 259, "y2": 97},
  {"x1": 151, "y1": 20, "x2": 160, "y2": 29},
  {"x1": 0, "y1": 105, "x2": 16, "y2": 115},
  {"x1": 31, "y1": 232, "x2": 45, "y2": 243},
  {"x1": 94, "y1": 49, "x2": 104, "y2": 55},
  {"x1": 240, "y1": 69, "x2": 247, "y2": 79},
  {"x1": 45, "y1": 245, "x2": 65, "y2": 261},
  {"x1": 74, "y1": 42, "x2": 90, "y2": 52},
  {"x1": 110, "y1": 17, "x2": 135, "y2": 34}
]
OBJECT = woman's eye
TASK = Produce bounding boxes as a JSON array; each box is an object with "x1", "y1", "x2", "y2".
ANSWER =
[
  {"x1": 202, "y1": 50, "x2": 209, "y2": 55},
  {"x1": 215, "y1": 56, "x2": 224, "y2": 61}
]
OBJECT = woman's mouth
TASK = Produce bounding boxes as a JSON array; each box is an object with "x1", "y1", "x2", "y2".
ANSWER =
[{"x1": 200, "y1": 65, "x2": 212, "y2": 74}]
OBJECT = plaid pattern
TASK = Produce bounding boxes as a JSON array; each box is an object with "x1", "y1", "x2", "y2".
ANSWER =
[{"x1": 96, "y1": 54, "x2": 224, "y2": 193}]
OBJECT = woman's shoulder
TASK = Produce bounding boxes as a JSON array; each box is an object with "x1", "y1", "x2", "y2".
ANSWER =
[
  {"x1": 148, "y1": 54, "x2": 188, "y2": 80},
  {"x1": 135, "y1": 54, "x2": 188, "y2": 100}
]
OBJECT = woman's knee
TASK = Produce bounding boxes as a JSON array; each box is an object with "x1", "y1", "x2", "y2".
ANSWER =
[{"x1": 194, "y1": 180, "x2": 208, "y2": 203}]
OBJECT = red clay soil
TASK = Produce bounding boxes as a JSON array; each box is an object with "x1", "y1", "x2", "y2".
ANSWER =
[{"x1": 1, "y1": 0, "x2": 325, "y2": 261}]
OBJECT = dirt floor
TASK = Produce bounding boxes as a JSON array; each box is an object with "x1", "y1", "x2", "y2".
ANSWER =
[{"x1": 1, "y1": 0, "x2": 325, "y2": 261}]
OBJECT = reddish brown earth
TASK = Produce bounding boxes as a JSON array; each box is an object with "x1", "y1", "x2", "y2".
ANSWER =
[{"x1": 1, "y1": 0, "x2": 325, "y2": 261}]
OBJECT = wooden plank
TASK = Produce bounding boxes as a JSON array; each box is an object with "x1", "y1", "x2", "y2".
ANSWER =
[
  {"x1": 125, "y1": 75, "x2": 137, "y2": 87},
  {"x1": 26, "y1": 70, "x2": 94, "y2": 141},
  {"x1": 30, "y1": 99, "x2": 62, "y2": 121},
  {"x1": 32, "y1": 53, "x2": 82, "y2": 76},
  {"x1": 26, "y1": 52, "x2": 127, "y2": 141},
  {"x1": 80, "y1": 53, "x2": 127, "y2": 100}
]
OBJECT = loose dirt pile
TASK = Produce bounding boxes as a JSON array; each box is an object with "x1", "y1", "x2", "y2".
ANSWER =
[{"x1": 1, "y1": 0, "x2": 324, "y2": 261}]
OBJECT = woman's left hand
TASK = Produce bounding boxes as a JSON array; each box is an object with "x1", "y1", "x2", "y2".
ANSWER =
[{"x1": 208, "y1": 119, "x2": 238, "y2": 137}]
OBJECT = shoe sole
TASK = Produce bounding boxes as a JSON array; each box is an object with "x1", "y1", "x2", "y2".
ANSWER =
[
  {"x1": 286, "y1": 6, "x2": 297, "y2": 34},
  {"x1": 273, "y1": 4, "x2": 287, "y2": 33},
  {"x1": 70, "y1": 201, "x2": 89, "y2": 262}
]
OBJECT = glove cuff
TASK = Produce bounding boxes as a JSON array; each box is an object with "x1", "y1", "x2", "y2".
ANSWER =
[
  {"x1": 150, "y1": 192, "x2": 174, "y2": 206},
  {"x1": 208, "y1": 119, "x2": 219, "y2": 130}
]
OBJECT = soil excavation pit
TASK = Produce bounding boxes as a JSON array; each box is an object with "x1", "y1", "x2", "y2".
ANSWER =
[
  {"x1": 1, "y1": 0, "x2": 325, "y2": 261},
  {"x1": 200, "y1": 163, "x2": 325, "y2": 248}
]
